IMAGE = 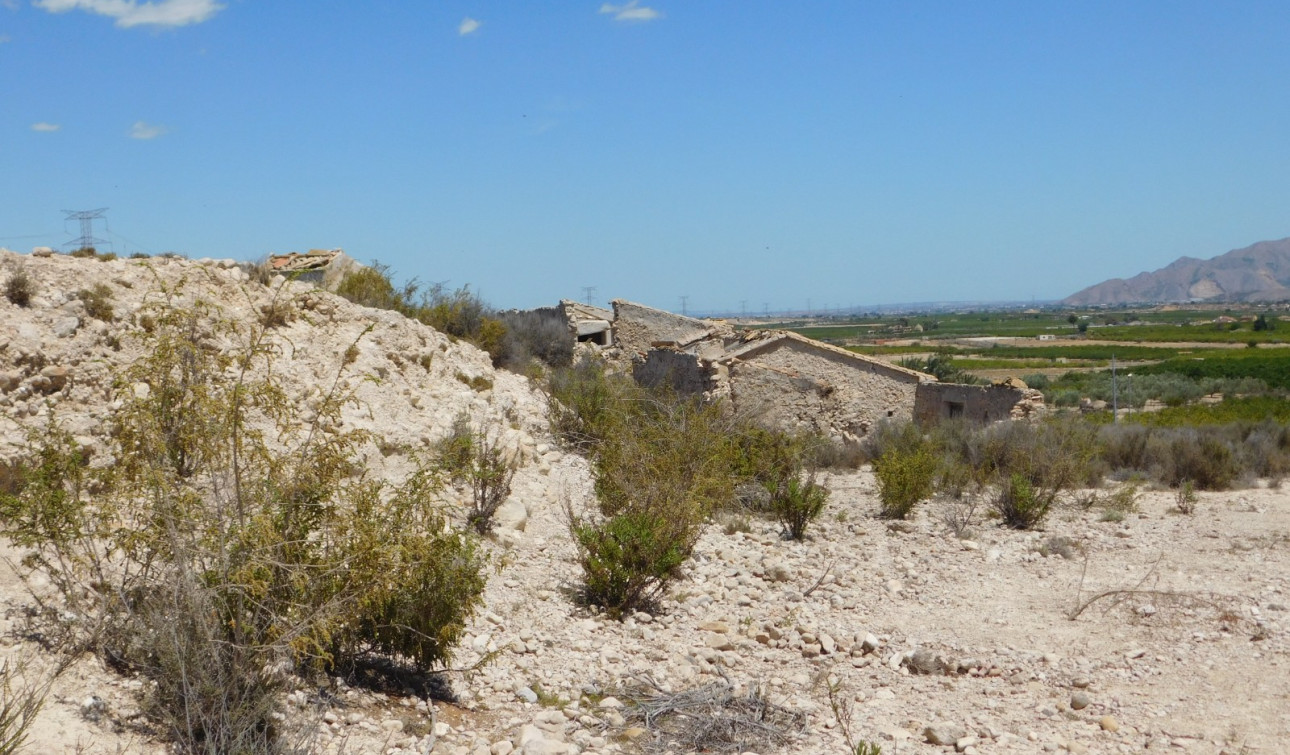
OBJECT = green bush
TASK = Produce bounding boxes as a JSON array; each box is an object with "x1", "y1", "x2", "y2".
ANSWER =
[
  {"x1": 571, "y1": 511, "x2": 690, "y2": 618},
  {"x1": 873, "y1": 445, "x2": 937, "y2": 519},
  {"x1": 566, "y1": 381, "x2": 736, "y2": 617},
  {"x1": 771, "y1": 475, "x2": 829, "y2": 540},
  {"x1": 993, "y1": 472, "x2": 1048, "y2": 529},
  {"x1": 0, "y1": 302, "x2": 487, "y2": 752}
]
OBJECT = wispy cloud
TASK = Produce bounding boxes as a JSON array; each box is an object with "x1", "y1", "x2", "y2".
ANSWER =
[
  {"x1": 31, "y1": 122, "x2": 61, "y2": 132},
  {"x1": 0, "y1": 34, "x2": 10, "y2": 43},
  {"x1": 458, "y1": 17, "x2": 480, "y2": 36},
  {"x1": 0, "y1": 0, "x2": 17, "y2": 10},
  {"x1": 599, "y1": 1, "x2": 661, "y2": 22},
  {"x1": 35, "y1": 0, "x2": 224, "y2": 29},
  {"x1": 129, "y1": 120, "x2": 166, "y2": 139}
]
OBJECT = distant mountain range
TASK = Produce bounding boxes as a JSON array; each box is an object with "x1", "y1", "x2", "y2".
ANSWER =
[{"x1": 1063, "y1": 238, "x2": 1290, "y2": 306}]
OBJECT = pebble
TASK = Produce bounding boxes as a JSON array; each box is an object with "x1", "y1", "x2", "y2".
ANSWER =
[{"x1": 1070, "y1": 692, "x2": 1091, "y2": 710}]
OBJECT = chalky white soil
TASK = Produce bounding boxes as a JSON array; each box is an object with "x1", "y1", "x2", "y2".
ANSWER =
[{"x1": 1, "y1": 250, "x2": 1287, "y2": 754}]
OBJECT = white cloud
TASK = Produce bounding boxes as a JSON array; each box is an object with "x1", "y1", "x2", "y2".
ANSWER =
[
  {"x1": 31, "y1": 122, "x2": 61, "y2": 132},
  {"x1": 599, "y1": 1, "x2": 661, "y2": 22},
  {"x1": 458, "y1": 17, "x2": 480, "y2": 36},
  {"x1": 129, "y1": 120, "x2": 166, "y2": 139},
  {"x1": 35, "y1": 0, "x2": 224, "y2": 28},
  {"x1": 0, "y1": 0, "x2": 17, "y2": 10}
]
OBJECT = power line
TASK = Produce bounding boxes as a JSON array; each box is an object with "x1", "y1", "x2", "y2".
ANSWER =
[{"x1": 61, "y1": 208, "x2": 109, "y2": 252}]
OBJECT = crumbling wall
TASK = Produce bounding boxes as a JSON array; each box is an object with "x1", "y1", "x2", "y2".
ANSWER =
[
  {"x1": 611, "y1": 300, "x2": 732, "y2": 360},
  {"x1": 913, "y1": 381, "x2": 1045, "y2": 425},
  {"x1": 633, "y1": 349, "x2": 711, "y2": 395},
  {"x1": 725, "y1": 338, "x2": 921, "y2": 440}
]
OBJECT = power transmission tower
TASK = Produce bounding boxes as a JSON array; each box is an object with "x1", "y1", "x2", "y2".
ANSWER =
[
  {"x1": 679, "y1": 295, "x2": 689, "y2": 316},
  {"x1": 581, "y1": 286, "x2": 597, "y2": 305},
  {"x1": 62, "y1": 208, "x2": 109, "y2": 252},
  {"x1": 740, "y1": 300, "x2": 747, "y2": 320}
]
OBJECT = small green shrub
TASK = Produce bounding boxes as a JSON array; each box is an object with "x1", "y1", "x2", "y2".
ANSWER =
[
  {"x1": 1175, "y1": 480, "x2": 1198, "y2": 514},
  {"x1": 993, "y1": 472, "x2": 1048, "y2": 529},
  {"x1": 78, "y1": 283, "x2": 114, "y2": 321},
  {"x1": 69, "y1": 246, "x2": 97, "y2": 258},
  {"x1": 771, "y1": 474, "x2": 829, "y2": 540},
  {"x1": 4, "y1": 266, "x2": 32, "y2": 307},
  {"x1": 873, "y1": 445, "x2": 937, "y2": 519},
  {"x1": 570, "y1": 510, "x2": 691, "y2": 618}
]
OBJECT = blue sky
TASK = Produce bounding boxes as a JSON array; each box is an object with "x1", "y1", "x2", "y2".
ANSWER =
[{"x1": 4, "y1": 1, "x2": 1290, "y2": 313}]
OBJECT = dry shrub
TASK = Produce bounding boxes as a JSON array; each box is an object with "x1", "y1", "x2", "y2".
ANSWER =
[
  {"x1": 496, "y1": 309, "x2": 573, "y2": 371},
  {"x1": 78, "y1": 283, "x2": 114, "y2": 321},
  {"x1": 1160, "y1": 429, "x2": 1239, "y2": 490},
  {"x1": 0, "y1": 659, "x2": 50, "y2": 755},
  {"x1": 437, "y1": 414, "x2": 519, "y2": 535},
  {"x1": 4, "y1": 266, "x2": 33, "y2": 307},
  {"x1": 620, "y1": 678, "x2": 807, "y2": 754},
  {"x1": 544, "y1": 360, "x2": 624, "y2": 452},
  {"x1": 980, "y1": 418, "x2": 1102, "y2": 528}
]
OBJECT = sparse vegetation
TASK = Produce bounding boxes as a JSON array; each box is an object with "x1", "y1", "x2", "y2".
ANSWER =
[
  {"x1": 0, "y1": 302, "x2": 486, "y2": 753},
  {"x1": 335, "y1": 263, "x2": 511, "y2": 365}
]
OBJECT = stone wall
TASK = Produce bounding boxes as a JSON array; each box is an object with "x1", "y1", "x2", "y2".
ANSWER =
[
  {"x1": 725, "y1": 337, "x2": 922, "y2": 440},
  {"x1": 632, "y1": 349, "x2": 710, "y2": 395},
  {"x1": 913, "y1": 382, "x2": 1045, "y2": 425}
]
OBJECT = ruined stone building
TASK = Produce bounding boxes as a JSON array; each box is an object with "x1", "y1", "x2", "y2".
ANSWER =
[{"x1": 557, "y1": 297, "x2": 1043, "y2": 442}]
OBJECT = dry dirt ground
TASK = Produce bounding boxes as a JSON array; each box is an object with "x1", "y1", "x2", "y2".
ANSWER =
[{"x1": 1, "y1": 251, "x2": 1287, "y2": 754}]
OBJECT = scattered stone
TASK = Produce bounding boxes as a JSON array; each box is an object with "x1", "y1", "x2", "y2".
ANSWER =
[
  {"x1": 699, "y1": 620, "x2": 730, "y2": 633},
  {"x1": 905, "y1": 647, "x2": 949, "y2": 675},
  {"x1": 1070, "y1": 692, "x2": 1091, "y2": 710},
  {"x1": 39, "y1": 365, "x2": 69, "y2": 393},
  {"x1": 80, "y1": 695, "x2": 107, "y2": 722},
  {"x1": 924, "y1": 722, "x2": 967, "y2": 746},
  {"x1": 1099, "y1": 715, "x2": 1119, "y2": 732}
]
